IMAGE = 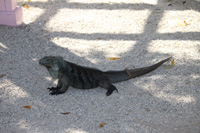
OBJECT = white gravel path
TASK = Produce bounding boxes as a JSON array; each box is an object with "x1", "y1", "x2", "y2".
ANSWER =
[{"x1": 0, "y1": 0, "x2": 200, "y2": 132}]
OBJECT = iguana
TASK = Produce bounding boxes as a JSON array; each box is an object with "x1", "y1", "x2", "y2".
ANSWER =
[{"x1": 39, "y1": 56, "x2": 171, "y2": 96}]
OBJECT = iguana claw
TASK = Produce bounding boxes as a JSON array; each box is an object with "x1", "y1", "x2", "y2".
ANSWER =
[
  {"x1": 47, "y1": 87, "x2": 60, "y2": 91},
  {"x1": 50, "y1": 90, "x2": 64, "y2": 95}
]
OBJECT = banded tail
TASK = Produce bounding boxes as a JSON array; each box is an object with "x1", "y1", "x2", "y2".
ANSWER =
[{"x1": 104, "y1": 56, "x2": 172, "y2": 83}]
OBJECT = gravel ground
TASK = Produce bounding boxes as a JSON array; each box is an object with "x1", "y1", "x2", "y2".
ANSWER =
[{"x1": 0, "y1": 0, "x2": 200, "y2": 132}]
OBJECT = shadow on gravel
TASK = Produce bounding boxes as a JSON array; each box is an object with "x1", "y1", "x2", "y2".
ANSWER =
[{"x1": 0, "y1": 0, "x2": 199, "y2": 132}]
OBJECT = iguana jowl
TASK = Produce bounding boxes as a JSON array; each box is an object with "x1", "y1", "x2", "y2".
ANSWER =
[{"x1": 39, "y1": 56, "x2": 171, "y2": 96}]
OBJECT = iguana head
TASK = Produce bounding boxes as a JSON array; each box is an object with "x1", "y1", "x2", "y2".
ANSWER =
[{"x1": 39, "y1": 56, "x2": 64, "y2": 71}]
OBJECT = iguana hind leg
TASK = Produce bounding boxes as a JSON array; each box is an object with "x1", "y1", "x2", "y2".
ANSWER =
[
  {"x1": 105, "y1": 84, "x2": 118, "y2": 96},
  {"x1": 99, "y1": 77, "x2": 118, "y2": 96}
]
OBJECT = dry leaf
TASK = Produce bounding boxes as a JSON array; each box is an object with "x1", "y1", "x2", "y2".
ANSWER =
[
  {"x1": 164, "y1": 58, "x2": 174, "y2": 69},
  {"x1": 145, "y1": 108, "x2": 150, "y2": 112},
  {"x1": 99, "y1": 122, "x2": 106, "y2": 127},
  {"x1": 108, "y1": 57, "x2": 120, "y2": 60},
  {"x1": 22, "y1": 4, "x2": 29, "y2": 9},
  {"x1": 178, "y1": 21, "x2": 189, "y2": 26},
  {"x1": 98, "y1": 37, "x2": 102, "y2": 40},
  {"x1": 184, "y1": 21, "x2": 188, "y2": 26},
  {"x1": 177, "y1": 22, "x2": 184, "y2": 26},
  {"x1": 171, "y1": 58, "x2": 175, "y2": 66},
  {"x1": 0, "y1": 74, "x2": 6, "y2": 78},
  {"x1": 23, "y1": 106, "x2": 31, "y2": 109},
  {"x1": 61, "y1": 112, "x2": 70, "y2": 115},
  {"x1": 185, "y1": 81, "x2": 190, "y2": 84},
  {"x1": 164, "y1": 65, "x2": 172, "y2": 69}
]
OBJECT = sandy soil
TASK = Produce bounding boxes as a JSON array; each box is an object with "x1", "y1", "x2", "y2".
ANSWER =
[{"x1": 0, "y1": 0, "x2": 200, "y2": 132}]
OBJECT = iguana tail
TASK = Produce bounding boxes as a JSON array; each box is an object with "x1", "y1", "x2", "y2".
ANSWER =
[{"x1": 104, "y1": 56, "x2": 172, "y2": 83}]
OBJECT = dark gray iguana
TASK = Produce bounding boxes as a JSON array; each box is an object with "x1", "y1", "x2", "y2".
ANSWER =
[{"x1": 39, "y1": 56, "x2": 171, "y2": 96}]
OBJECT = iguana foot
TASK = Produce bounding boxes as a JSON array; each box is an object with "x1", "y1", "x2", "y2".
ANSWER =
[
  {"x1": 47, "y1": 87, "x2": 60, "y2": 91},
  {"x1": 49, "y1": 90, "x2": 65, "y2": 95},
  {"x1": 99, "y1": 78, "x2": 118, "y2": 96},
  {"x1": 106, "y1": 85, "x2": 118, "y2": 96}
]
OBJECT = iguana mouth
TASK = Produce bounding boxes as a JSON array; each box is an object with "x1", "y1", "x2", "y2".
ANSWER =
[
  {"x1": 39, "y1": 61, "x2": 52, "y2": 68},
  {"x1": 46, "y1": 65, "x2": 52, "y2": 68},
  {"x1": 41, "y1": 64, "x2": 52, "y2": 68}
]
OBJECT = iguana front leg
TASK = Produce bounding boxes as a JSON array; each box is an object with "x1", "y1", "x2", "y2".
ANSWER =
[
  {"x1": 47, "y1": 80, "x2": 63, "y2": 91},
  {"x1": 99, "y1": 77, "x2": 118, "y2": 96},
  {"x1": 50, "y1": 75, "x2": 70, "y2": 95}
]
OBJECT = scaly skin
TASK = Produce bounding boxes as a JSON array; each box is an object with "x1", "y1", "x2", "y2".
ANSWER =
[{"x1": 39, "y1": 56, "x2": 171, "y2": 96}]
